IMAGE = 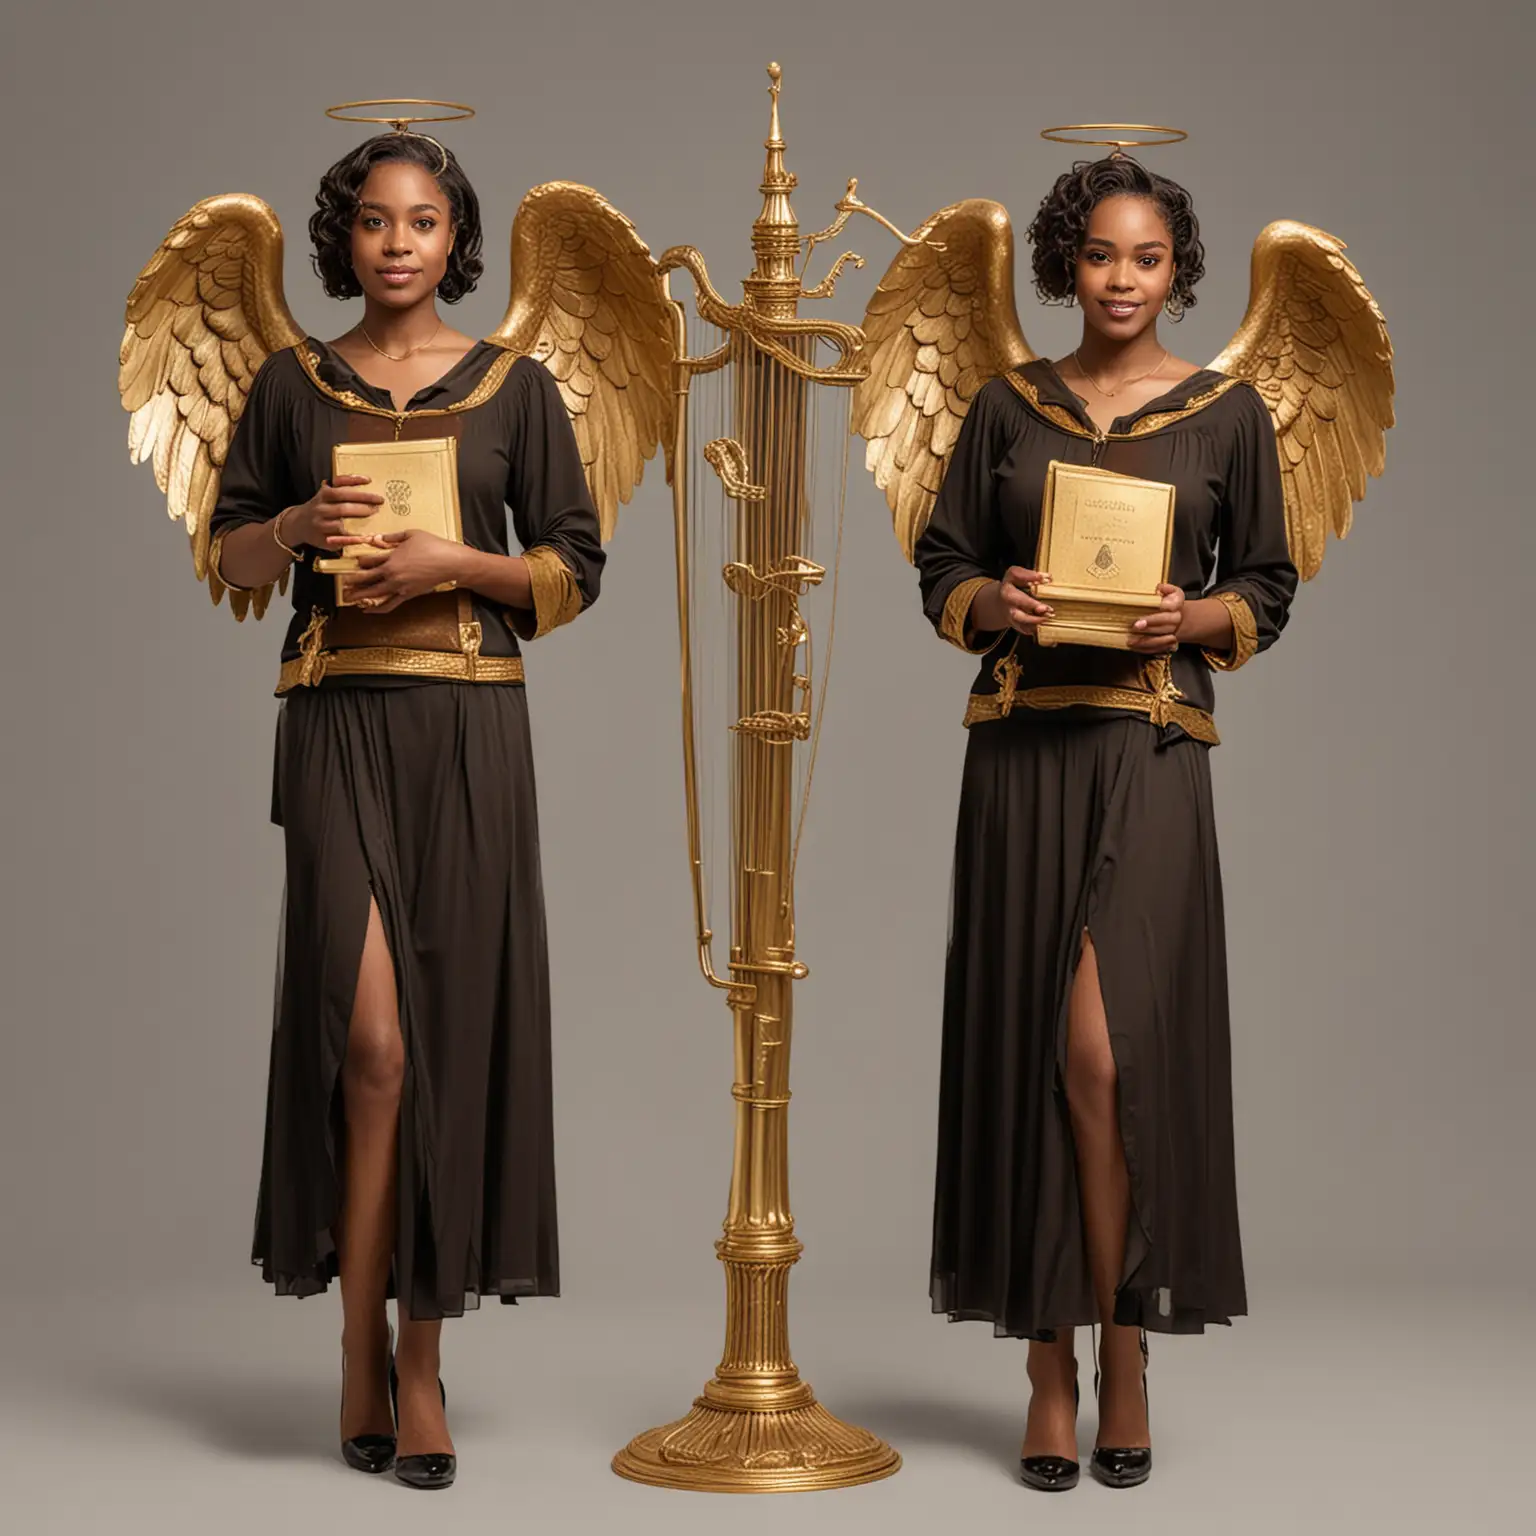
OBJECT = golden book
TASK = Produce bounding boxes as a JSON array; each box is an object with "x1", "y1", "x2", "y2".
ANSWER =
[
  {"x1": 1033, "y1": 461, "x2": 1176, "y2": 650},
  {"x1": 314, "y1": 437, "x2": 464, "y2": 605}
]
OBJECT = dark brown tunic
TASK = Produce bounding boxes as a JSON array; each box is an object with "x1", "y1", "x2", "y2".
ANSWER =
[
  {"x1": 917, "y1": 362, "x2": 1297, "y2": 1340},
  {"x1": 210, "y1": 341, "x2": 603, "y2": 1318},
  {"x1": 917, "y1": 361, "x2": 1295, "y2": 736},
  {"x1": 211, "y1": 339, "x2": 604, "y2": 679}
]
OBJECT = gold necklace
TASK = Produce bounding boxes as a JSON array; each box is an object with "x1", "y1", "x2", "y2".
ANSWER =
[
  {"x1": 1073, "y1": 345, "x2": 1169, "y2": 398},
  {"x1": 358, "y1": 317, "x2": 443, "y2": 363}
]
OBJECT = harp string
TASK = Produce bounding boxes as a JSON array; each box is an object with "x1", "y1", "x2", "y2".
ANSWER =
[
  {"x1": 790, "y1": 340, "x2": 850, "y2": 887},
  {"x1": 683, "y1": 322, "x2": 853, "y2": 964},
  {"x1": 686, "y1": 313, "x2": 732, "y2": 972}
]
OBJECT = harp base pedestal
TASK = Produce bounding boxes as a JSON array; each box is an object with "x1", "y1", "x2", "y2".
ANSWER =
[
  {"x1": 612, "y1": 1395, "x2": 901, "y2": 1494},
  {"x1": 612, "y1": 1246, "x2": 900, "y2": 1493}
]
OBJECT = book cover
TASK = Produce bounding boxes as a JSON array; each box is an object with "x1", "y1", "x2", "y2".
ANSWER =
[
  {"x1": 314, "y1": 437, "x2": 463, "y2": 605},
  {"x1": 1034, "y1": 461, "x2": 1176, "y2": 650}
]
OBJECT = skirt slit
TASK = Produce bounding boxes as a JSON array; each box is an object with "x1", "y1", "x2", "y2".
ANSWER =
[{"x1": 1071, "y1": 916, "x2": 1156, "y2": 1314}]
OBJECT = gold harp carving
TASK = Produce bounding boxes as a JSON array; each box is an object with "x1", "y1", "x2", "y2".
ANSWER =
[{"x1": 703, "y1": 438, "x2": 767, "y2": 501}]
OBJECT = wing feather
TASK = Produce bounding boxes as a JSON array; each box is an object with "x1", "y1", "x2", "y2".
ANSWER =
[
  {"x1": 850, "y1": 199, "x2": 1034, "y2": 561},
  {"x1": 119, "y1": 193, "x2": 303, "y2": 619},
  {"x1": 1211, "y1": 220, "x2": 1394, "y2": 580},
  {"x1": 488, "y1": 183, "x2": 675, "y2": 540}
]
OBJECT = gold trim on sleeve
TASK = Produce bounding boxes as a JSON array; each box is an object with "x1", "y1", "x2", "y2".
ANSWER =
[
  {"x1": 207, "y1": 525, "x2": 286, "y2": 619},
  {"x1": 939, "y1": 575, "x2": 996, "y2": 653},
  {"x1": 1202, "y1": 589, "x2": 1259, "y2": 671},
  {"x1": 208, "y1": 528, "x2": 257, "y2": 594},
  {"x1": 210, "y1": 515, "x2": 299, "y2": 615},
  {"x1": 510, "y1": 545, "x2": 584, "y2": 640}
]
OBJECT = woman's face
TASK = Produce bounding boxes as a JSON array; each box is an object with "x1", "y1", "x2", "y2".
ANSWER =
[
  {"x1": 349, "y1": 159, "x2": 454, "y2": 310},
  {"x1": 1073, "y1": 194, "x2": 1176, "y2": 343}
]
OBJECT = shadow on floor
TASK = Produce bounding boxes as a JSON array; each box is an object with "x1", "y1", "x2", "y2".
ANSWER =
[
  {"x1": 89, "y1": 1368, "x2": 339, "y2": 1462},
  {"x1": 85, "y1": 1366, "x2": 499, "y2": 1465},
  {"x1": 835, "y1": 1394, "x2": 1087, "y2": 1484}
]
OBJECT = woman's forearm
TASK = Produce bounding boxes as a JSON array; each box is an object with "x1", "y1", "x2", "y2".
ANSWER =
[
  {"x1": 218, "y1": 516, "x2": 298, "y2": 590},
  {"x1": 457, "y1": 547, "x2": 533, "y2": 612},
  {"x1": 967, "y1": 580, "x2": 1009, "y2": 635},
  {"x1": 1177, "y1": 596, "x2": 1234, "y2": 650}
]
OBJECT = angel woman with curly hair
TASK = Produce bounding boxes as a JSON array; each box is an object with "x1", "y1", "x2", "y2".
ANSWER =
[
  {"x1": 852, "y1": 141, "x2": 1393, "y2": 1491},
  {"x1": 119, "y1": 111, "x2": 673, "y2": 1489}
]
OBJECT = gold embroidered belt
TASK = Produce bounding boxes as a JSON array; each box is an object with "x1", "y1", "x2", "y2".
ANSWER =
[
  {"x1": 274, "y1": 599, "x2": 525, "y2": 694},
  {"x1": 276, "y1": 647, "x2": 525, "y2": 694},
  {"x1": 963, "y1": 683, "x2": 1220, "y2": 744}
]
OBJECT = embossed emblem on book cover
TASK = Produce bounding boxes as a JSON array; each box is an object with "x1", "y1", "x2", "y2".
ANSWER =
[{"x1": 1033, "y1": 462, "x2": 1176, "y2": 650}]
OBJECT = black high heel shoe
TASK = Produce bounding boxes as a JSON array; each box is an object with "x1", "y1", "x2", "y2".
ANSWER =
[
  {"x1": 1090, "y1": 1327, "x2": 1152, "y2": 1489},
  {"x1": 340, "y1": 1326, "x2": 397, "y2": 1475},
  {"x1": 1019, "y1": 1366, "x2": 1081, "y2": 1491},
  {"x1": 389, "y1": 1359, "x2": 456, "y2": 1490}
]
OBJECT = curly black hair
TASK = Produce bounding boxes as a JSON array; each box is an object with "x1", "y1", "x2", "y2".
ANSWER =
[
  {"x1": 1026, "y1": 155, "x2": 1205, "y2": 318},
  {"x1": 309, "y1": 133, "x2": 484, "y2": 304}
]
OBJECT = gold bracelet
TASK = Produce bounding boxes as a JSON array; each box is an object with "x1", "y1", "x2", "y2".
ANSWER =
[{"x1": 272, "y1": 508, "x2": 300, "y2": 560}]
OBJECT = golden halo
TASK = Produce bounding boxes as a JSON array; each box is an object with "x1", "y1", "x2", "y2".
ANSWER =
[
  {"x1": 1040, "y1": 123, "x2": 1187, "y2": 156},
  {"x1": 325, "y1": 99, "x2": 476, "y2": 131}
]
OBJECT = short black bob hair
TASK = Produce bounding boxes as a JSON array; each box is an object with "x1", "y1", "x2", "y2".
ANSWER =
[
  {"x1": 309, "y1": 133, "x2": 485, "y2": 304},
  {"x1": 1026, "y1": 155, "x2": 1205, "y2": 318}
]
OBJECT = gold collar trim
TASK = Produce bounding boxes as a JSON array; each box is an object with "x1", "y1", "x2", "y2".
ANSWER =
[
  {"x1": 294, "y1": 343, "x2": 520, "y2": 424},
  {"x1": 1003, "y1": 368, "x2": 1242, "y2": 441}
]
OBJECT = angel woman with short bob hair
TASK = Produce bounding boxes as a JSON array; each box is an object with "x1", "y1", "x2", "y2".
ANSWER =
[
  {"x1": 854, "y1": 132, "x2": 1393, "y2": 1492},
  {"x1": 120, "y1": 105, "x2": 673, "y2": 1489}
]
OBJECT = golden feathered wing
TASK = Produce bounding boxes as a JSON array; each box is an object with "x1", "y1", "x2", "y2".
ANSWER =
[
  {"x1": 488, "y1": 182, "x2": 676, "y2": 542},
  {"x1": 850, "y1": 199, "x2": 1035, "y2": 561},
  {"x1": 119, "y1": 194, "x2": 305, "y2": 619},
  {"x1": 1211, "y1": 220, "x2": 1394, "y2": 580}
]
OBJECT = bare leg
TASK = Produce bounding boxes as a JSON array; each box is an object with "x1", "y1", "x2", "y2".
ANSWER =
[
  {"x1": 336, "y1": 898, "x2": 454, "y2": 1456},
  {"x1": 1020, "y1": 1330, "x2": 1078, "y2": 1460},
  {"x1": 338, "y1": 897, "x2": 404, "y2": 1442},
  {"x1": 1065, "y1": 933, "x2": 1149, "y2": 1449},
  {"x1": 396, "y1": 1314, "x2": 454, "y2": 1457}
]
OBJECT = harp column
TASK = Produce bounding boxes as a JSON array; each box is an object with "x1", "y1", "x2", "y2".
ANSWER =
[{"x1": 612, "y1": 64, "x2": 901, "y2": 1494}]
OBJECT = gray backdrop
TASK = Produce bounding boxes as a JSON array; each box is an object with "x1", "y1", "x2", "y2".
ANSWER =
[{"x1": 2, "y1": 1, "x2": 1530, "y2": 1529}]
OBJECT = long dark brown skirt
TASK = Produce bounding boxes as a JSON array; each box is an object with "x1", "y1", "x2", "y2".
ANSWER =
[
  {"x1": 931, "y1": 713, "x2": 1246, "y2": 1340},
  {"x1": 253, "y1": 682, "x2": 558, "y2": 1319}
]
